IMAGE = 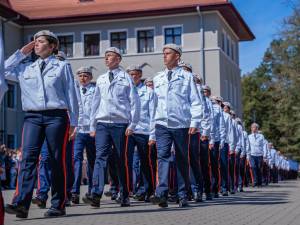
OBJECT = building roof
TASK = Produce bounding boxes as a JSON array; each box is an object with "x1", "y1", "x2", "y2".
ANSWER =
[{"x1": 0, "y1": 0, "x2": 255, "y2": 41}]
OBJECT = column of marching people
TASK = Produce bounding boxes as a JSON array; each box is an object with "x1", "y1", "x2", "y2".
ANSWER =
[{"x1": 0, "y1": 30, "x2": 298, "y2": 219}]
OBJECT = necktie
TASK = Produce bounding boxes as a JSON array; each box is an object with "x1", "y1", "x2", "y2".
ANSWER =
[
  {"x1": 40, "y1": 60, "x2": 46, "y2": 73},
  {"x1": 82, "y1": 87, "x2": 87, "y2": 94},
  {"x1": 167, "y1": 70, "x2": 172, "y2": 81},
  {"x1": 109, "y1": 71, "x2": 114, "y2": 83}
]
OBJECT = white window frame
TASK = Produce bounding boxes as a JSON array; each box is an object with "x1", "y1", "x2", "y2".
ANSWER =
[
  {"x1": 6, "y1": 82, "x2": 17, "y2": 110},
  {"x1": 7, "y1": 133, "x2": 16, "y2": 149},
  {"x1": 56, "y1": 32, "x2": 75, "y2": 58},
  {"x1": 162, "y1": 24, "x2": 184, "y2": 47},
  {"x1": 107, "y1": 29, "x2": 129, "y2": 55},
  {"x1": 81, "y1": 31, "x2": 101, "y2": 57},
  {"x1": 135, "y1": 26, "x2": 156, "y2": 54}
]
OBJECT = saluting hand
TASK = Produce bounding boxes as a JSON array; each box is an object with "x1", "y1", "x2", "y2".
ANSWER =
[{"x1": 20, "y1": 41, "x2": 35, "y2": 55}]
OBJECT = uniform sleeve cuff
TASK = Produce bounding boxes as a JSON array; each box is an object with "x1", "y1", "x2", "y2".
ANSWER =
[
  {"x1": 128, "y1": 123, "x2": 136, "y2": 131},
  {"x1": 190, "y1": 121, "x2": 199, "y2": 128}
]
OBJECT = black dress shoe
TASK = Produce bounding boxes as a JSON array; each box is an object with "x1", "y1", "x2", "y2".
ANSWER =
[
  {"x1": 44, "y1": 208, "x2": 66, "y2": 218},
  {"x1": 111, "y1": 193, "x2": 118, "y2": 201},
  {"x1": 168, "y1": 194, "x2": 178, "y2": 203},
  {"x1": 150, "y1": 196, "x2": 168, "y2": 208},
  {"x1": 71, "y1": 193, "x2": 80, "y2": 204},
  {"x1": 230, "y1": 191, "x2": 236, "y2": 195},
  {"x1": 144, "y1": 195, "x2": 151, "y2": 203},
  {"x1": 65, "y1": 198, "x2": 71, "y2": 207},
  {"x1": 104, "y1": 190, "x2": 112, "y2": 197},
  {"x1": 32, "y1": 197, "x2": 46, "y2": 209},
  {"x1": 193, "y1": 192, "x2": 203, "y2": 202},
  {"x1": 222, "y1": 191, "x2": 229, "y2": 196},
  {"x1": 214, "y1": 193, "x2": 219, "y2": 198},
  {"x1": 133, "y1": 193, "x2": 145, "y2": 201},
  {"x1": 5, "y1": 203, "x2": 28, "y2": 218},
  {"x1": 120, "y1": 197, "x2": 130, "y2": 207},
  {"x1": 82, "y1": 193, "x2": 100, "y2": 207},
  {"x1": 206, "y1": 193, "x2": 213, "y2": 200},
  {"x1": 178, "y1": 198, "x2": 189, "y2": 208}
]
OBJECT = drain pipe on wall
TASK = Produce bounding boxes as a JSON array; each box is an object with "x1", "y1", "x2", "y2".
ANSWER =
[{"x1": 196, "y1": 5, "x2": 206, "y2": 84}]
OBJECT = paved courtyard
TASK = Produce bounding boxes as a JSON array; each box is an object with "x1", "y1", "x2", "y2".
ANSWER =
[{"x1": 3, "y1": 180, "x2": 300, "y2": 225}]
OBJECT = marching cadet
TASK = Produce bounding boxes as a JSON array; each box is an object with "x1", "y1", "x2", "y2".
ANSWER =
[
  {"x1": 179, "y1": 62, "x2": 208, "y2": 202},
  {"x1": 239, "y1": 126, "x2": 250, "y2": 192},
  {"x1": 234, "y1": 117, "x2": 244, "y2": 192},
  {"x1": 126, "y1": 64, "x2": 156, "y2": 202},
  {"x1": 269, "y1": 143, "x2": 278, "y2": 183},
  {"x1": 262, "y1": 135, "x2": 271, "y2": 185},
  {"x1": 248, "y1": 123, "x2": 266, "y2": 187},
  {"x1": 150, "y1": 44, "x2": 202, "y2": 208},
  {"x1": 71, "y1": 67, "x2": 96, "y2": 204},
  {"x1": 201, "y1": 85, "x2": 215, "y2": 200},
  {"x1": 221, "y1": 102, "x2": 236, "y2": 196},
  {"x1": 210, "y1": 96, "x2": 226, "y2": 197},
  {"x1": 83, "y1": 47, "x2": 140, "y2": 208},
  {"x1": 228, "y1": 110, "x2": 238, "y2": 194},
  {"x1": 4, "y1": 30, "x2": 79, "y2": 218}
]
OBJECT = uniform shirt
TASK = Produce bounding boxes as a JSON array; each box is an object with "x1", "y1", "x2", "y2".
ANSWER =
[
  {"x1": 263, "y1": 139, "x2": 271, "y2": 162},
  {"x1": 200, "y1": 97, "x2": 214, "y2": 138},
  {"x1": 90, "y1": 67, "x2": 140, "y2": 132},
  {"x1": 235, "y1": 123, "x2": 244, "y2": 154},
  {"x1": 223, "y1": 111, "x2": 237, "y2": 152},
  {"x1": 76, "y1": 83, "x2": 96, "y2": 133},
  {"x1": 269, "y1": 148, "x2": 278, "y2": 165},
  {"x1": 195, "y1": 84, "x2": 211, "y2": 137},
  {"x1": 210, "y1": 103, "x2": 226, "y2": 146},
  {"x1": 4, "y1": 50, "x2": 78, "y2": 126},
  {"x1": 152, "y1": 67, "x2": 202, "y2": 131},
  {"x1": 248, "y1": 132, "x2": 267, "y2": 157},
  {"x1": 134, "y1": 82, "x2": 156, "y2": 140},
  {"x1": 241, "y1": 130, "x2": 250, "y2": 158}
]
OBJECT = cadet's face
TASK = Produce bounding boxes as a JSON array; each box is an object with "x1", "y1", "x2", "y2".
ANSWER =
[
  {"x1": 78, "y1": 72, "x2": 92, "y2": 86},
  {"x1": 203, "y1": 89, "x2": 210, "y2": 97},
  {"x1": 145, "y1": 81, "x2": 154, "y2": 89},
  {"x1": 224, "y1": 106, "x2": 230, "y2": 113},
  {"x1": 105, "y1": 52, "x2": 121, "y2": 70},
  {"x1": 251, "y1": 125, "x2": 258, "y2": 133},
  {"x1": 129, "y1": 70, "x2": 142, "y2": 85},
  {"x1": 163, "y1": 48, "x2": 179, "y2": 68},
  {"x1": 34, "y1": 36, "x2": 55, "y2": 58}
]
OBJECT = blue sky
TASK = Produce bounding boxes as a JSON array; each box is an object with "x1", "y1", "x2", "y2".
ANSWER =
[{"x1": 231, "y1": 0, "x2": 295, "y2": 75}]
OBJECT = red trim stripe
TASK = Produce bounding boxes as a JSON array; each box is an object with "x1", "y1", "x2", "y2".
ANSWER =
[
  {"x1": 148, "y1": 145, "x2": 155, "y2": 191},
  {"x1": 124, "y1": 136, "x2": 131, "y2": 193},
  {"x1": 60, "y1": 123, "x2": 70, "y2": 209}
]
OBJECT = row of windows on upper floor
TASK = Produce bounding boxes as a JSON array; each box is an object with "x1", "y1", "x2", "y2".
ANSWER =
[
  {"x1": 34, "y1": 27, "x2": 183, "y2": 58},
  {"x1": 29, "y1": 26, "x2": 238, "y2": 64}
]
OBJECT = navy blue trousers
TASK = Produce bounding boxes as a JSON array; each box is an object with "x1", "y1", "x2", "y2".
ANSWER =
[
  {"x1": 220, "y1": 143, "x2": 229, "y2": 192},
  {"x1": 92, "y1": 123, "x2": 129, "y2": 199},
  {"x1": 210, "y1": 142, "x2": 220, "y2": 194},
  {"x1": 36, "y1": 141, "x2": 51, "y2": 201},
  {"x1": 127, "y1": 134, "x2": 154, "y2": 196},
  {"x1": 239, "y1": 156, "x2": 246, "y2": 189},
  {"x1": 189, "y1": 133, "x2": 202, "y2": 194},
  {"x1": 12, "y1": 110, "x2": 69, "y2": 210},
  {"x1": 71, "y1": 133, "x2": 95, "y2": 195},
  {"x1": 250, "y1": 155, "x2": 263, "y2": 186},
  {"x1": 200, "y1": 139, "x2": 211, "y2": 194},
  {"x1": 155, "y1": 125, "x2": 189, "y2": 200}
]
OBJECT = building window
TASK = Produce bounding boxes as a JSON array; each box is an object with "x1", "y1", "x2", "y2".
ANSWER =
[
  {"x1": 7, "y1": 134, "x2": 15, "y2": 149},
  {"x1": 164, "y1": 27, "x2": 182, "y2": 45},
  {"x1": 226, "y1": 36, "x2": 230, "y2": 56},
  {"x1": 57, "y1": 35, "x2": 74, "y2": 57},
  {"x1": 221, "y1": 32, "x2": 225, "y2": 51},
  {"x1": 137, "y1": 30, "x2": 154, "y2": 53},
  {"x1": 6, "y1": 84, "x2": 15, "y2": 109},
  {"x1": 231, "y1": 42, "x2": 235, "y2": 61},
  {"x1": 84, "y1": 33, "x2": 100, "y2": 56},
  {"x1": 110, "y1": 32, "x2": 127, "y2": 54}
]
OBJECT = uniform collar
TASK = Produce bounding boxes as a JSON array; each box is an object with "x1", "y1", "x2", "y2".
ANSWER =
[
  {"x1": 108, "y1": 67, "x2": 121, "y2": 75},
  {"x1": 38, "y1": 55, "x2": 54, "y2": 66}
]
